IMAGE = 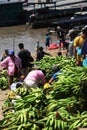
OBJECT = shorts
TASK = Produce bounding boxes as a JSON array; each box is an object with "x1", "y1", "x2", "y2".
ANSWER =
[
  {"x1": 46, "y1": 42, "x2": 50, "y2": 47},
  {"x1": 23, "y1": 80, "x2": 38, "y2": 89}
]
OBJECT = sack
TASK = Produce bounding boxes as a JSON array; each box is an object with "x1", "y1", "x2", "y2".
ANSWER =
[
  {"x1": 48, "y1": 43, "x2": 58, "y2": 50},
  {"x1": 81, "y1": 39, "x2": 87, "y2": 55},
  {"x1": 83, "y1": 57, "x2": 87, "y2": 66},
  {"x1": 76, "y1": 47, "x2": 82, "y2": 55}
]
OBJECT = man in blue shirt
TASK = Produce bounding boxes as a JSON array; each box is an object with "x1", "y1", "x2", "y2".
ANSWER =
[{"x1": 45, "y1": 33, "x2": 52, "y2": 49}]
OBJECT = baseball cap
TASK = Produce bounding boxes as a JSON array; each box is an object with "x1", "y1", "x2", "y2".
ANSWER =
[{"x1": 8, "y1": 50, "x2": 14, "y2": 55}]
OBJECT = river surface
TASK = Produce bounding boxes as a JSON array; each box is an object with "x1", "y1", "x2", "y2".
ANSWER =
[
  {"x1": 0, "y1": 0, "x2": 86, "y2": 58},
  {"x1": 0, "y1": 25, "x2": 49, "y2": 57}
]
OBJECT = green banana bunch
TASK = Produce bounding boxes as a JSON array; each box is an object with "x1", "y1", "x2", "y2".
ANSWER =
[
  {"x1": 47, "y1": 102, "x2": 58, "y2": 112},
  {"x1": 57, "y1": 119, "x2": 67, "y2": 130},
  {"x1": 15, "y1": 87, "x2": 29, "y2": 97},
  {"x1": 19, "y1": 108, "x2": 29, "y2": 124},
  {"x1": 69, "y1": 111, "x2": 87, "y2": 130},
  {"x1": 0, "y1": 76, "x2": 8, "y2": 89},
  {"x1": 46, "y1": 114, "x2": 54, "y2": 127},
  {"x1": 31, "y1": 124, "x2": 40, "y2": 130}
]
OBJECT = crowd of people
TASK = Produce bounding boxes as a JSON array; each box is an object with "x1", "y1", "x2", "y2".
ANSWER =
[
  {"x1": 0, "y1": 25, "x2": 87, "y2": 90},
  {"x1": 48, "y1": 25, "x2": 87, "y2": 67}
]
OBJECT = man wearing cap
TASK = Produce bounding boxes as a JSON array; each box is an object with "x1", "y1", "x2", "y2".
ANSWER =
[{"x1": 0, "y1": 50, "x2": 22, "y2": 88}]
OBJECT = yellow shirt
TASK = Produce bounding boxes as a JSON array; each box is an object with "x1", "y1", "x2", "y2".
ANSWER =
[
  {"x1": 74, "y1": 35, "x2": 85, "y2": 62},
  {"x1": 74, "y1": 35, "x2": 85, "y2": 47}
]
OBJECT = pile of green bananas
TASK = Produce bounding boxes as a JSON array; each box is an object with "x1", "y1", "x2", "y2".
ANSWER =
[
  {"x1": 1, "y1": 57, "x2": 87, "y2": 130},
  {"x1": 34, "y1": 56, "x2": 76, "y2": 80},
  {"x1": 15, "y1": 87, "x2": 29, "y2": 97},
  {"x1": 0, "y1": 70, "x2": 8, "y2": 89}
]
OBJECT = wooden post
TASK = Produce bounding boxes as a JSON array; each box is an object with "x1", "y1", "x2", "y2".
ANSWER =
[{"x1": 13, "y1": 34, "x2": 15, "y2": 52}]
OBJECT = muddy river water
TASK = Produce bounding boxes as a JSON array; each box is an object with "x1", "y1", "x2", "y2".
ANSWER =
[{"x1": 0, "y1": 25, "x2": 49, "y2": 58}]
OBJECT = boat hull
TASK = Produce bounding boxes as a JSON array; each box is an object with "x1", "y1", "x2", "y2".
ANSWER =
[
  {"x1": 0, "y1": 2, "x2": 27, "y2": 27},
  {"x1": 52, "y1": 12, "x2": 87, "y2": 29},
  {"x1": 28, "y1": 6, "x2": 87, "y2": 29}
]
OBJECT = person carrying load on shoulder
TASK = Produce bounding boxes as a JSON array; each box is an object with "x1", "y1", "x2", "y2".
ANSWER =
[{"x1": 73, "y1": 27, "x2": 87, "y2": 66}]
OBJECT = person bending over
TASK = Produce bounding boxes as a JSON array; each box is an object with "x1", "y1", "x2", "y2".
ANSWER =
[{"x1": 23, "y1": 69, "x2": 47, "y2": 89}]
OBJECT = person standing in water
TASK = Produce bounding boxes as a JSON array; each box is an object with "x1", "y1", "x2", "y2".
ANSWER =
[{"x1": 45, "y1": 33, "x2": 52, "y2": 49}]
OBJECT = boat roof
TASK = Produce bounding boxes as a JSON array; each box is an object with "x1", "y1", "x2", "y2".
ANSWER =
[
  {"x1": 0, "y1": 0, "x2": 24, "y2": 4},
  {"x1": 75, "y1": 11, "x2": 87, "y2": 15}
]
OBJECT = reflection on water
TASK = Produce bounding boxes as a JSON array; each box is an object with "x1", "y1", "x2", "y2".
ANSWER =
[{"x1": 0, "y1": 25, "x2": 48, "y2": 57}]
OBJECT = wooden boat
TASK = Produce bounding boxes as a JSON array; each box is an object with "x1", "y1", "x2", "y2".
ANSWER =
[
  {"x1": 0, "y1": 1, "x2": 27, "y2": 27},
  {"x1": 0, "y1": 0, "x2": 37, "y2": 27},
  {"x1": 0, "y1": 0, "x2": 87, "y2": 28},
  {"x1": 51, "y1": 11, "x2": 87, "y2": 29},
  {"x1": 27, "y1": 5, "x2": 87, "y2": 29}
]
